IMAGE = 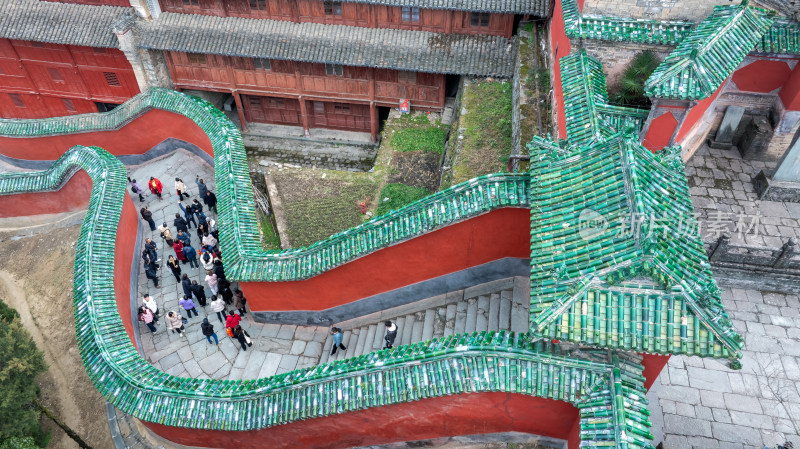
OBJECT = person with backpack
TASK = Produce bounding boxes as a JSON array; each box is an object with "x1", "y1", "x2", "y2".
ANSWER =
[
  {"x1": 129, "y1": 177, "x2": 145, "y2": 202},
  {"x1": 148, "y1": 177, "x2": 163, "y2": 200},
  {"x1": 201, "y1": 318, "x2": 218, "y2": 345},
  {"x1": 210, "y1": 295, "x2": 227, "y2": 323},
  {"x1": 384, "y1": 320, "x2": 398, "y2": 349},
  {"x1": 140, "y1": 207, "x2": 156, "y2": 231},
  {"x1": 330, "y1": 327, "x2": 346, "y2": 356},
  {"x1": 138, "y1": 306, "x2": 157, "y2": 333},
  {"x1": 232, "y1": 325, "x2": 252, "y2": 351}
]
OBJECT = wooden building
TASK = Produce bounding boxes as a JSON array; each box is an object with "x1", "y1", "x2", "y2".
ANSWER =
[
  {"x1": 0, "y1": 1, "x2": 140, "y2": 119},
  {"x1": 0, "y1": 0, "x2": 548, "y2": 138}
]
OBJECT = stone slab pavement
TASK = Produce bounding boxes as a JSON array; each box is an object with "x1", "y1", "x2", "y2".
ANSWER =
[
  {"x1": 131, "y1": 149, "x2": 331, "y2": 379},
  {"x1": 686, "y1": 145, "x2": 800, "y2": 249},
  {"x1": 650, "y1": 283, "x2": 800, "y2": 449}
]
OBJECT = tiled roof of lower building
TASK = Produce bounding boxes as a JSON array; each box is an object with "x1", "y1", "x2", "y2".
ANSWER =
[
  {"x1": 135, "y1": 13, "x2": 515, "y2": 77},
  {"x1": 527, "y1": 132, "x2": 743, "y2": 359},
  {"x1": 559, "y1": 51, "x2": 648, "y2": 145},
  {"x1": 0, "y1": 0, "x2": 132, "y2": 48},
  {"x1": 348, "y1": 0, "x2": 551, "y2": 16},
  {"x1": 644, "y1": 3, "x2": 775, "y2": 100}
]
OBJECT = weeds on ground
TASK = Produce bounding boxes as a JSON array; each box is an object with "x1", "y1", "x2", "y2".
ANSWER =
[
  {"x1": 390, "y1": 114, "x2": 447, "y2": 154},
  {"x1": 376, "y1": 183, "x2": 432, "y2": 215},
  {"x1": 258, "y1": 214, "x2": 281, "y2": 250}
]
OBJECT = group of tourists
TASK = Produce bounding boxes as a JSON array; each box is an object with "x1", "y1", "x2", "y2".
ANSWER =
[{"x1": 329, "y1": 320, "x2": 398, "y2": 356}]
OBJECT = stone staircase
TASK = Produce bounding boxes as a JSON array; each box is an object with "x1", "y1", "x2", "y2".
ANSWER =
[{"x1": 319, "y1": 276, "x2": 530, "y2": 364}]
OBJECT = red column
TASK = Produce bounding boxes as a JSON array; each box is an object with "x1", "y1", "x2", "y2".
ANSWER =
[
  {"x1": 779, "y1": 62, "x2": 800, "y2": 111},
  {"x1": 232, "y1": 91, "x2": 248, "y2": 133}
]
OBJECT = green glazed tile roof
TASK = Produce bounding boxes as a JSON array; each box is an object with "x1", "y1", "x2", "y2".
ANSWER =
[
  {"x1": 0, "y1": 92, "x2": 657, "y2": 446},
  {"x1": 527, "y1": 132, "x2": 743, "y2": 359},
  {"x1": 756, "y1": 18, "x2": 800, "y2": 53},
  {"x1": 644, "y1": 3, "x2": 775, "y2": 100},
  {"x1": 559, "y1": 50, "x2": 649, "y2": 145}
]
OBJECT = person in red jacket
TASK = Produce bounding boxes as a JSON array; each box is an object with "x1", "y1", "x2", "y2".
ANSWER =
[
  {"x1": 225, "y1": 311, "x2": 241, "y2": 329},
  {"x1": 148, "y1": 176, "x2": 163, "y2": 200}
]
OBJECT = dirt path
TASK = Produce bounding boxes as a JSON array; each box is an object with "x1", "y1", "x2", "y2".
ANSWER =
[{"x1": 0, "y1": 225, "x2": 113, "y2": 449}]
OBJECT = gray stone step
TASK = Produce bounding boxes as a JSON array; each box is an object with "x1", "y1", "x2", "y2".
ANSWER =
[
  {"x1": 319, "y1": 334, "x2": 333, "y2": 364},
  {"x1": 432, "y1": 307, "x2": 446, "y2": 338},
  {"x1": 410, "y1": 311, "x2": 425, "y2": 342},
  {"x1": 488, "y1": 292, "x2": 501, "y2": 332},
  {"x1": 499, "y1": 290, "x2": 512, "y2": 330},
  {"x1": 475, "y1": 295, "x2": 489, "y2": 331},
  {"x1": 373, "y1": 319, "x2": 388, "y2": 351},
  {"x1": 362, "y1": 324, "x2": 377, "y2": 355},
  {"x1": 400, "y1": 314, "x2": 414, "y2": 346},
  {"x1": 511, "y1": 277, "x2": 531, "y2": 333},
  {"x1": 454, "y1": 301, "x2": 468, "y2": 334},
  {"x1": 444, "y1": 304, "x2": 457, "y2": 337},
  {"x1": 354, "y1": 325, "x2": 369, "y2": 355},
  {"x1": 464, "y1": 298, "x2": 478, "y2": 334},
  {"x1": 421, "y1": 308, "x2": 435, "y2": 341}
]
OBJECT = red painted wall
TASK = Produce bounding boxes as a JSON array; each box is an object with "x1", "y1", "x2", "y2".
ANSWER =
[
  {"x1": 732, "y1": 59, "x2": 792, "y2": 94},
  {"x1": 675, "y1": 87, "x2": 721, "y2": 143},
  {"x1": 143, "y1": 392, "x2": 579, "y2": 449},
  {"x1": 550, "y1": 0, "x2": 572, "y2": 139},
  {"x1": 641, "y1": 110, "x2": 678, "y2": 152},
  {"x1": 641, "y1": 353, "x2": 670, "y2": 391},
  {"x1": 780, "y1": 61, "x2": 800, "y2": 111},
  {"x1": 0, "y1": 170, "x2": 92, "y2": 217},
  {"x1": 0, "y1": 109, "x2": 213, "y2": 160},
  {"x1": 114, "y1": 197, "x2": 139, "y2": 345},
  {"x1": 240, "y1": 207, "x2": 530, "y2": 312}
]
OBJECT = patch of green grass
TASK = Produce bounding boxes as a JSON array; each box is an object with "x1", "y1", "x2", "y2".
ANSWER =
[
  {"x1": 259, "y1": 214, "x2": 281, "y2": 250},
  {"x1": 450, "y1": 81, "x2": 513, "y2": 185},
  {"x1": 390, "y1": 126, "x2": 448, "y2": 154},
  {"x1": 376, "y1": 183, "x2": 432, "y2": 215},
  {"x1": 280, "y1": 174, "x2": 379, "y2": 247}
]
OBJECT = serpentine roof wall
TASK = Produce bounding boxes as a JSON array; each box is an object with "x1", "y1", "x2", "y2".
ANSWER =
[{"x1": 0, "y1": 89, "x2": 656, "y2": 447}]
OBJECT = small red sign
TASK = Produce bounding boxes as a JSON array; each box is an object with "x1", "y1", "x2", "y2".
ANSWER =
[{"x1": 400, "y1": 99, "x2": 410, "y2": 114}]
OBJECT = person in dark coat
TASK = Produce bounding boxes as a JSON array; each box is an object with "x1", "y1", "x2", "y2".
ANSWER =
[
  {"x1": 145, "y1": 263, "x2": 159, "y2": 287},
  {"x1": 204, "y1": 190, "x2": 218, "y2": 215},
  {"x1": 166, "y1": 255, "x2": 181, "y2": 282},
  {"x1": 182, "y1": 242, "x2": 199, "y2": 269},
  {"x1": 181, "y1": 274, "x2": 192, "y2": 297},
  {"x1": 233, "y1": 289, "x2": 247, "y2": 316},
  {"x1": 173, "y1": 213, "x2": 189, "y2": 233},
  {"x1": 196, "y1": 222, "x2": 208, "y2": 242},
  {"x1": 176, "y1": 230, "x2": 191, "y2": 247},
  {"x1": 213, "y1": 259, "x2": 227, "y2": 285},
  {"x1": 144, "y1": 238, "x2": 158, "y2": 263},
  {"x1": 201, "y1": 318, "x2": 218, "y2": 345},
  {"x1": 232, "y1": 325, "x2": 251, "y2": 351},
  {"x1": 142, "y1": 249, "x2": 158, "y2": 271},
  {"x1": 191, "y1": 199, "x2": 204, "y2": 218},
  {"x1": 195, "y1": 176, "x2": 208, "y2": 199},
  {"x1": 189, "y1": 280, "x2": 207, "y2": 306},
  {"x1": 140, "y1": 207, "x2": 156, "y2": 231},
  {"x1": 178, "y1": 202, "x2": 197, "y2": 229}
]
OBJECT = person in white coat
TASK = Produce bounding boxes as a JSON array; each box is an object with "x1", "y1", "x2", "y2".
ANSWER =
[{"x1": 210, "y1": 295, "x2": 227, "y2": 323}]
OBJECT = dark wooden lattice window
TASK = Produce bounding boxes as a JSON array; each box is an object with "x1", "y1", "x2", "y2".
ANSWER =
[
  {"x1": 187, "y1": 53, "x2": 208, "y2": 65},
  {"x1": 269, "y1": 98, "x2": 284, "y2": 107},
  {"x1": 398, "y1": 71, "x2": 416, "y2": 83},
  {"x1": 93, "y1": 47, "x2": 107, "y2": 54},
  {"x1": 333, "y1": 103, "x2": 350, "y2": 113},
  {"x1": 9, "y1": 93, "x2": 25, "y2": 108},
  {"x1": 325, "y1": 63, "x2": 344, "y2": 76},
  {"x1": 401, "y1": 6, "x2": 420, "y2": 22},
  {"x1": 62, "y1": 98, "x2": 77, "y2": 112},
  {"x1": 470, "y1": 12, "x2": 490, "y2": 27},
  {"x1": 182, "y1": 0, "x2": 200, "y2": 5},
  {"x1": 104, "y1": 72, "x2": 121, "y2": 87},
  {"x1": 323, "y1": 0, "x2": 342, "y2": 15},
  {"x1": 254, "y1": 58, "x2": 271, "y2": 70},
  {"x1": 249, "y1": 0, "x2": 267, "y2": 10}
]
